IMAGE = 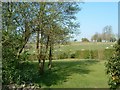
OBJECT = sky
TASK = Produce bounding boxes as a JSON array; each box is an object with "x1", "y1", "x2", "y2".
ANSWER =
[{"x1": 75, "y1": 2, "x2": 118, "y2": 41}]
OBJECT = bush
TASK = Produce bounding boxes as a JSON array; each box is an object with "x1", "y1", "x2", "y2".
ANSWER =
[
  {"x1": 2, "y1": 44, "x2": 34, "y2": 85},
  {"x1": 89, "y1": 50, "x2": 98, "y2": 59},
  {"x1": 2, "y1": 48, "x2": 19, "y2": 84},
  {"x1": 28, "y1": 54, "x2": 37, "y2": 61},
  {"x1": 59, "y1": 52, "x2": 69, "y2": 59},
  {"x1": 20, "y1": 51, "x2": 30, "y2": 61},
  {"x1": 106, "y1": 39, "x2": 120, "y2": 89},
  {"x1": 97, "y1": 50, "x2": 104, "y2": 60},
  {"x1": 75, "y1": 50, "x2": 90, "y2": 59},
  {"x1": 104, "y1": 49, "x2": 114, "y2": 60},
  {"x1": 53, "y1": 48, "x2": 114, "y2": 60},
  {"x1": 70, "y1": 53, "x2": 76, "y2": 58}
]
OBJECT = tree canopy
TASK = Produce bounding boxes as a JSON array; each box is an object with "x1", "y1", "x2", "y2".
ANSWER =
[{"x1": 2, "y1": 2, "x2": 81, "y2": 84}]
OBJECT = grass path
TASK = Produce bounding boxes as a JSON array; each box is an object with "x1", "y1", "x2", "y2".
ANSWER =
[{"x1": 48, "y1": 60, "x2": 109, "y2": 88}]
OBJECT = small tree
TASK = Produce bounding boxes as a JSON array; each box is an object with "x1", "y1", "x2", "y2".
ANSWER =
[
  {"x1": 81, "y1": 38, "x2": 89, "y2": 42},
  {"x1": 74, "y1": 39, "x2": 77, "y2": 42},
  {"x1": 106, "y1": 39, "x2": 120, "y2": 89}
]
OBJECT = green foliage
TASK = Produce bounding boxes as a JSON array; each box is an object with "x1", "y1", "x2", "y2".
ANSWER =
[
  {"x1": 2, "y1": 45, "x2": 19, "y2": 84},
  {"x1": 59, "y1": 52, "x2": 69, "y2": 59},
  {"x1": 2, "y1": 43, "x2": 29, "y2": 85},
  {"x1": 106, "y1": 39, "x2": 120, "y2": 89},
  {"x1": 2, "y1": 44, "x2": 34, "y2": 85},
  {"x1": 28, "y1": 53, "x2": 37, "y2": 61},
  {"x1": 104, "y1": 49, "x2": 114, "y2": 60},
  {"x1": 70, "y1": 53, "x2": 76, "y2": 58},
  {"x1": 81, "y1": 38, "x2": 89, "y2": 42},
  {"x1": 2, "y1": 26, "x2": 22, "y2": 85},
  {"x1": 20, "y1": 51, "x2": 30, "y2": 61},
  {"x1": 75, "y1": 50, "x2": 89, "y2": 59},
  {"x1": 91, "y1": 50, "x2": 99, "y2": 59},
  {"x1": 2, "y1": 1, "x2": 81, "y2": 86},
  {"x1": 52, "y1": 49, "x2": 114, "y2": 60}
]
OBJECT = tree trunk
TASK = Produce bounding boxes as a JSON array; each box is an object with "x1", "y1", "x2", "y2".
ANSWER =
[
  {"x1": 45, "y1": 35, "x2": 49, "y2": 58},
  {"x1": 17, "y1": 21, "x2": 30, "y2": 58},
  {"x1": 36, "y1": 26, "x2": 42, "y2": 75},
  {"x1": 48, "y1": 42, "x2": 53, "y2": 70},
  {"x1": 38, "y1": 3, "x2": 46, "y2": 75},
  {"x1": 17, "y1": 40, "x2": 27, "y2": 58}
]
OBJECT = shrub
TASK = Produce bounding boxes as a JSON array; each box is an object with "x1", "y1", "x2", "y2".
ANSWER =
[
  {"x1": 28, "y1": 54, "x2": 37, "y2": 61},
  {"x1": 53, "y1": 48, "x2": 114, "y2": 60},
  {"x1": 82, "y1": 50, "x2": 90, "y2": 59},
  {"x1": 2, "y1": 48, "x2": 19, "y2": 84},
  {"x1": 104, "y1": 49, "x2": 114, "y2": 60},
  {"x1": 97, "y1": 50, "x2": 104, "y2": 60},
  {"x1": 90, "y1": 50, "x2": 98, "y2": 59},
  {"x1": 70, "y1": 53, "x2": 76, "y2": 58},
  {"x1": 2, "y1": 44, "x2": 34, "y2": 85},
  {"x1": 20, "y1": 51, "x2": 30, "y2": 61},
  {"x1": 59, "y1": 52, "x2": 69, "y2": 59},
  {"x1": 75, "y1": 50, "x2": 90, "y2": 59},
  {"x1": 106, "y1": 39, "x2": 120, "y2": 89}
]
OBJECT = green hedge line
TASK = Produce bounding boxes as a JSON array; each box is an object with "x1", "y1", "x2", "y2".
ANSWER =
[
  {"x1": 28, "y1": 49, "x2": 115, "y2": 60},
  {"x1": 53, "y1": 49, "x2": 115, "y2": 60}
]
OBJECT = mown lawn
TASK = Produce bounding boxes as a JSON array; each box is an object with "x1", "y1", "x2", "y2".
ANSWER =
[{"x1": 23, "y1": 59, "x2": 109, "y2": 88}]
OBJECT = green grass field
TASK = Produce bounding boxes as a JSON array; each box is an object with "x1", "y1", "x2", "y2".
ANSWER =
[
  {"x1": 22, "y1": 42, "x2": 113, "y2": 88},
  {"x1": 54, "y1": 42, "x2": 115, "y2": 52},
  {"x1": 24, "y1": 59, "x2": 109, "y2": 88}
]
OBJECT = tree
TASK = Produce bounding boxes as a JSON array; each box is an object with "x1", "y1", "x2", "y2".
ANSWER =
[
  {"x1": 91, "y1": 26, "x2": 116, "y2": 42},
  {"x1": 102, "y1": 25, "x2": 113, "y2": 42},
  {"x1": 2, "y1": 2, "x2": 81, "y2": 78},
  {"x1": 81, "y1": 38, "x2": 89, "y2": 42},
  {"x1": 97, "y1": 35, "x2": 102, "y2": 42},
  {"x1": 106, "y1": 39, "x2": 120, "y2": 89},
  {"x1": 34, "y1": 2, "x2": 81, "y2": 74},
  {"x1": 2, "y1": 2, "x2": 24, "y2": 84},
  {"x1": 91, "y1": 32, "x2": 99, "y2": 42},
  {"x1": 74, "y1": 39, "x2": 77, "y2": 42},
  {"x1": 2, "y1": 2, "x2": 42, "y2": 84}
]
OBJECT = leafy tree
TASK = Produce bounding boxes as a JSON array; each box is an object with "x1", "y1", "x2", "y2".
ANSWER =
[
  {"x1": 91, "y1": 27, "x2": 116, "y2": 42},
  {"x1": 97, "y1": 36, "x2": 102, "y2": 42},
  {"x1": 2, "y1": 2, "x2": 81, "y2": 84},
  {"x1": 81, "y1": 38, "x2": 89, "y2": 42},
  {"x1": 91, "y1": 32, "x2": 99, "y2": 42},
  {"x1": 2, "y1": 2, "x2": 39, "y2": 84},
  {"x1": 102, "y1": 25, "x2": 113, "y2": 42},
  {"x1": 106, "y1": 39, "x2": 120, "y2": 89},
  {"x1": 74, "y1": 39, "x2": 77, "y2": 42},
  {"x1": 35, "y1": 2, "x2": 80, "y2": 74},
  {"x1": 2, "y1": 2, "x2": 22, "y2": 84}
]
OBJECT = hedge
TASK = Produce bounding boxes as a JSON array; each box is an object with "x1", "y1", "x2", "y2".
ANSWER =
[
  {"x1": 53, "y1": 49, "x2": 115, "y2": 60},
  {"x1": 28, "y1": 49, "x2": 115, "y2": 60}
]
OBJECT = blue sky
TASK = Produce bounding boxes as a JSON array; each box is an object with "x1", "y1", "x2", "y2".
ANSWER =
[{"x1": 75, "y1": 2, "x2": 118, "y2": 41}]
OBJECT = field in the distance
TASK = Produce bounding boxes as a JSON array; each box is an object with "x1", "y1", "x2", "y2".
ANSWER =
[
  {"x1": 28, "y1": 42, "x2": 115, "y2": 54},
  {"x1": 54, "y1": 42, "x2": 115, "y2": 52}
]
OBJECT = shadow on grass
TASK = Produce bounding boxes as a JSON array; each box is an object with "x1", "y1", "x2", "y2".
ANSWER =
[{"x1": 18, "y1": 60, "x2": 99, "y2": 87}]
